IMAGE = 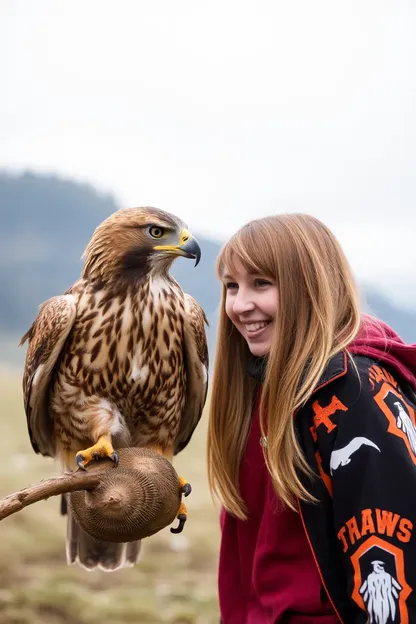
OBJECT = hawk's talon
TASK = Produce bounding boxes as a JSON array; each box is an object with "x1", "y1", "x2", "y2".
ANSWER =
[
  {"x1": 170, "y1": 513, "x2": 187, "y2": 534},
  {"x1": 181, "y1": 482, "x2": 192, "y2": 497},
  {"x1": 76, "y1": 454, "x2": 87, "y2": 470},
  {"x1": 110, "y1": 451, "x2": 119, "y2": 468},
  {"x1": 75, "y1": 435, "x2": 117, "y2": 470}
]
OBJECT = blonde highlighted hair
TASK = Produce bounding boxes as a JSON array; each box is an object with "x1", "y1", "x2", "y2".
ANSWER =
[{"x1": 207, "y1": 214, "x2": 362, "y2": 518}]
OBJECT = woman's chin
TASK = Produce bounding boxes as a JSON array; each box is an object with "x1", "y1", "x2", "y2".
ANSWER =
[{"x1": 247, "y1": 340, "x2": 271, "y2": 357}]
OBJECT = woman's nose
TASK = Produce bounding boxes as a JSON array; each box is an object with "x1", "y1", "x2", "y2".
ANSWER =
[{"x1": 232, "y1": 290, "x2": 255, "y2": 315}]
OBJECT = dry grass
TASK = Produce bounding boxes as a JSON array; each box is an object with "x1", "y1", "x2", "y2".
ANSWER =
[{"x1": 0, "y1": 371, "x2": 220, "y2": 624}]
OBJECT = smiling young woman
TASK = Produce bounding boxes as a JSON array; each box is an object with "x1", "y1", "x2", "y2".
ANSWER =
[
  {"x1": 222, "y1": 262, "x2": 278, "y2": 357},
  {"x1": 207, "y1": 214, "x2": 416, "y2": 624}
]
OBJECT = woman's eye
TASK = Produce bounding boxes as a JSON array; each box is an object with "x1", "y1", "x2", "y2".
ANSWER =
[
  {"x1": 225, "y1": 282, "x2": 238, "y2": 290},
  {"x1": 149, "y1": 226, "x2": 165, "y2": 239},
  {"x1": 254, "y1": 278, "x2": 271, "y2": 287}
]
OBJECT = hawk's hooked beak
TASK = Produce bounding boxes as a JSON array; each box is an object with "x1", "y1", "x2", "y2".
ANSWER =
[{"x1": 154, "y1": 229, "x2": 202, "y2": 267}]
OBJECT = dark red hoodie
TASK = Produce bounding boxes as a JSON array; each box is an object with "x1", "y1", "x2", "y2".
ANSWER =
[{"x1": 218, "y1": 316, "x2": 416, "y2": 624}]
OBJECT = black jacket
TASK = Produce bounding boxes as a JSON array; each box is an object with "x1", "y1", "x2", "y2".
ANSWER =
[{"x1": 296, "y1": 351, "x2": 416, "y2": 623}]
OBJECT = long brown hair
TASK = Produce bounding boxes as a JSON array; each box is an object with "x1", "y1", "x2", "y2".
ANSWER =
[{"x1": 207, "y1": 214, "x2": 362, "y2": 518}]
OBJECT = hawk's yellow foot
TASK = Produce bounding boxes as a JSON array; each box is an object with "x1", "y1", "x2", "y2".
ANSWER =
[
  {"x1": 170, "y1": 478, "x2": 192, "y2": 533},
  {"x1": 148, "y1": 447, "x2": 192, "y2": 495},
  {"x1": 148, "y1": 447, "x2": 192, "y2": 532},
  {"x1": 75, "y1": 435, "x2": 119, "y2": 470},
  {"x1": 171, "y1": 501, "x2": 188, "y2": 534}
]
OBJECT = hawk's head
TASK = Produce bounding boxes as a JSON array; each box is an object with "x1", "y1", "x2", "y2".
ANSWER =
[{"x1": 82, "y1": 207, "x2": 201, "y2": 282}]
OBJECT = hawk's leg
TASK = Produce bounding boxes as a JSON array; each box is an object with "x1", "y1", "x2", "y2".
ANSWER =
[
  {"x1": 148, "y1": 446, "x2": 191, "y2": 533},
  {"x1": 170, "y1": 501, "x2": 188, "y2": 534},
  {"x1": 75, "y1": 435, "x2": 119, "y2": 470}
]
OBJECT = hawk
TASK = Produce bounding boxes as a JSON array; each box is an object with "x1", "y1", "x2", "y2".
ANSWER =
[{"x1": 20, "y1": 207, "x2": 209, "y2": 570}]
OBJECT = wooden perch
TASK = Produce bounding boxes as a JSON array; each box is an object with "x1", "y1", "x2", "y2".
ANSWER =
[
  {"x1": 0, "y1": 447, "x2": 185, "y2": 541},
  {"x1": 0, "y1": 471, "x2": 100, "y2": 521}
]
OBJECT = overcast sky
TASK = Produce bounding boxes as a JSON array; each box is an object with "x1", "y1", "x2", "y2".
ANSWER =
[{"x1": 1, "y1": 0, "x2": 415, "y2": 307}]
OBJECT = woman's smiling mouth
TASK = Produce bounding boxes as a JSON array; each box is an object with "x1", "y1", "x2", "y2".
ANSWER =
[{"x1": 244, "y1": 320, "x2": 272, "y2": 335}]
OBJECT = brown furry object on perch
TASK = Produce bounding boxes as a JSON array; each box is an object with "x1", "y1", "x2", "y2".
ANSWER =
[{"x1": 0, "y1": 447, "x2": 188, "y2": 540}]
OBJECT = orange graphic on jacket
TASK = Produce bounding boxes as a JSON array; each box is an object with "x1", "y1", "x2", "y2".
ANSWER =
[
  {"x1": 314, "y1": 449, "x2": 333, "y2": 497},
  {"x1": 312, "y1": 395, "x2": 348, "y2": 434},
  {"x1": 373, "y1": 383, "x2": 416, "y2": 465},
  {"x1": 350, "y1": 535, "x2": 412, "y2": 624},
  {"x1": 308, "y1": 395, "x2": 348, "y2": 497}
]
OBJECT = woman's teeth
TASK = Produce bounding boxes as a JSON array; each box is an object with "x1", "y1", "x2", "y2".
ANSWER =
[{"x1": 245, "y1": 321, "x2": 270, "y2": 333}]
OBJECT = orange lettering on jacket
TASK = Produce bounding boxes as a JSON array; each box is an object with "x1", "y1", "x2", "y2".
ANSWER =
[
  {"x1": 369, "y1": 364, "x2": 398, "y2": 391},
  {"x1": 337, "y1": 509, "x2": 413, "y2": 553}
]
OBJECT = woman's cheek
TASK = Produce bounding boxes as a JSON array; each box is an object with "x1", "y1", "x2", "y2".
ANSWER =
[{"x1": 224, "y1": 299, "x2": 233, "y2": 321}]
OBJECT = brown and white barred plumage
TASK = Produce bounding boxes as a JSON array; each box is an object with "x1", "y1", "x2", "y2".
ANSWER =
[{"x1": 21, "y1": 207, "x2": 208, "y2": 571}]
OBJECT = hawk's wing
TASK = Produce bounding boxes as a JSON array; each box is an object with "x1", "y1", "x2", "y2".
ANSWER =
[
  {"x1": 174, "y1": 294, "x2": 209, "y2": 454},
  {"x1": 20, "y1": 294, "x2": 77, "y2": 457}
]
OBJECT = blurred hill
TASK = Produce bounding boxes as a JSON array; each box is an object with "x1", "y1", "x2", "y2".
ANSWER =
[{"x1": 0, "y1": 169, "x2": 415, "y2": 365}]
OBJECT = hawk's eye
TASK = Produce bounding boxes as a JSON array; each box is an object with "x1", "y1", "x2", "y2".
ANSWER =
[{"x1": 148, "y1": 226, "x2": 165, "y2": 239}]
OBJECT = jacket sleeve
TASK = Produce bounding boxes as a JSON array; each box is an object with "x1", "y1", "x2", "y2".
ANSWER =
[{"x1": 313, "y1": 357, "x2": 416, "y2": 622}]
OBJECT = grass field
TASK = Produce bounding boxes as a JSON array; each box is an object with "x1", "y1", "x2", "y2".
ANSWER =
[{"x1": 0, "y1": 371, "x2": 220, "y2": 624}]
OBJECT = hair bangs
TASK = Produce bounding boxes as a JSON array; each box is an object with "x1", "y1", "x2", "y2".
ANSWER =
[{"x1": 216, "y1": 222, "x2": 274, "y2": 279}]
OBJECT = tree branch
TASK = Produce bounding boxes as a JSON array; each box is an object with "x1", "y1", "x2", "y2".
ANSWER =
[{"x1": 0, "y1": 471, "x2": 100, "y2": 521}]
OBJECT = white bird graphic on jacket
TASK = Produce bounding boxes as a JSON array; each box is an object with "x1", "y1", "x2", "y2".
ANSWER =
[{"x1": 330, "y1": 437, "x2": 380, "y2": 474}]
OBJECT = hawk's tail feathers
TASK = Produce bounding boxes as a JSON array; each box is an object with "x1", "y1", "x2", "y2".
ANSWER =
[{"x1": 64, "y1": 496, "x2": 141, "y2": 571}]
